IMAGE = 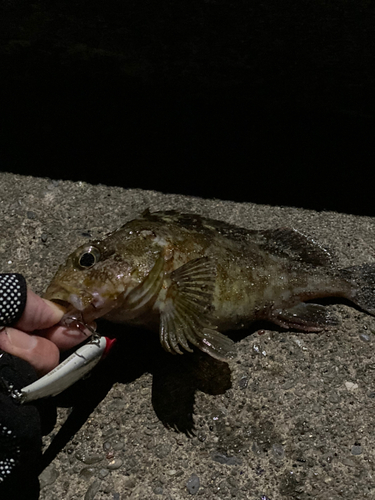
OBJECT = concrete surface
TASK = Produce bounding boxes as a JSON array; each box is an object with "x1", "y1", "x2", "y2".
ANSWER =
[{"x1": 1, "y1": 171, "x2": 375, "y2": 499}]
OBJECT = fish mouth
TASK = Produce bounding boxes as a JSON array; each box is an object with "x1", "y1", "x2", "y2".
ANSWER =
[
  {"x1": 44, "y1": 282, "x2": 95, "y2": 311},
  {"x1": 44, "y1": 283, "x2": 98, "y2": 327},
  {"x1": 45, "y1": 283, "x2": 119, "y2": 325},
  {"x1": 47, "y1": 298, "x2": 97, "y2": 334}
]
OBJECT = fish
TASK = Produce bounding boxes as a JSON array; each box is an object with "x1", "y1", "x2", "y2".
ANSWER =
[{"x1": 44, "y1": 209, "x2": 375, "y2": 360}]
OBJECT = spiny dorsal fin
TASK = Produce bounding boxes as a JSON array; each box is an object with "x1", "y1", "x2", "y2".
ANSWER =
[
  {"x1": 258, "y1": 228, "x2": 332, "y2": 267},
  {"x1": 159, "y1": 257, "x2": 235, "y2": 360}
]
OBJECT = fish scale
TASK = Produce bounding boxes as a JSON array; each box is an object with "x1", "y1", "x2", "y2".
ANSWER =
[{"x1": 44, "y1": 209, "x2": 375, "y2": 360}]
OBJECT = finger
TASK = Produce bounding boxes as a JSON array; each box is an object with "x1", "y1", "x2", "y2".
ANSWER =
[
  {"x1": 39, "y1": 324, "x2": 90, "y2": 351},
  {"x1": 0, "y1": 327, "x2": 60, "y2": 376},
  {"x1": 14, "y1": 289, "x2": 66, "y2": 332}
]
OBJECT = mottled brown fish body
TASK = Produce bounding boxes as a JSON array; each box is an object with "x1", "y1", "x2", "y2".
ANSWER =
[{"x1": 44, "y1": 210, "x2": 375, "y2": 360}]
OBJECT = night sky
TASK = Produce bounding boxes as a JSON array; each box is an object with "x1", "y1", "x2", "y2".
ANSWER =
[{"x1": 1, "y1": 0, "x2": 374, "y2": 215}]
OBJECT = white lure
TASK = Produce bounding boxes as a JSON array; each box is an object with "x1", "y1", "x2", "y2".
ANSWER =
[{"x1": 18, "y1": 335, "x2": 112, "y2": 403}]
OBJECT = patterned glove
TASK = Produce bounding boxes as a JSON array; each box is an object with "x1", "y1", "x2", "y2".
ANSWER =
[{"x1": 0, "y1": 274, "x2": 28, "y2": 327}]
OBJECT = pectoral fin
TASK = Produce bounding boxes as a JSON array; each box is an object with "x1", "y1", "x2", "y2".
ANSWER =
[
  {"x1": 159, "y1": 257, "x2": 235, "y2": 360},
  {"x1": 273, "y1": 302, "x2": 339, "y2": 331}
]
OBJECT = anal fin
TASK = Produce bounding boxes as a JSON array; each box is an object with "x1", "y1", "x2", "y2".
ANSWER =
[{"x1": 273, "y1": 303, "x2": 340, "y2": 331}]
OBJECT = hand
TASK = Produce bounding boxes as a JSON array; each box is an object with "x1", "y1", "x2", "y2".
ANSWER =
[{"x1": 0, "y1": 289, "x2": 89, "y2": 376}]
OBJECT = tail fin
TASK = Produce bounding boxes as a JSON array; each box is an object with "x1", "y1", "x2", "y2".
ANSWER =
[{"x1": 341, "y1": 263, "x2": 375, "y2": 316}]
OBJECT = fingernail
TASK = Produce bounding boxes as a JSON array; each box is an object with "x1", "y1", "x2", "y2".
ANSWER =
[{"x1": 7, "y1": 329, "x2": 38, "y2": 350}]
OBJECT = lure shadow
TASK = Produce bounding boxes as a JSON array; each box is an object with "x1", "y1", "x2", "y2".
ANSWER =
[{"x1": 40, "y1": 320, "x2": 233, "y2": 470}]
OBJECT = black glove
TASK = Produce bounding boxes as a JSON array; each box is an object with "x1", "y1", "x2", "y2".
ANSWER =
[
  {"x1": 0, "y1": 353, "x2": 41, "y2": 499},
  {"x1": 0, "y1": 274, "x2": 40, "y2": 499}
]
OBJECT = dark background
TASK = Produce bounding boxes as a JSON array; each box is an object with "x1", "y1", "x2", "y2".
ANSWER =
[{"x1": 1, "y1": 0, "x2": 374, "y2": 215}]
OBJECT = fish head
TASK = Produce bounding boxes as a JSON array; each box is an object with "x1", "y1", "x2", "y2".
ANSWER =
[{"x1": 44, "y1": 238, "x2": 144, "y2": 324}]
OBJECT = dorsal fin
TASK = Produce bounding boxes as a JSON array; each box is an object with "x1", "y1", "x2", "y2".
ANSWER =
[
  {"x1": 258, "y1": 228, "x2": 332, "y2": 267},
  {"x1": 138, "y1": 211, "x2": 331, "y2": 268}
]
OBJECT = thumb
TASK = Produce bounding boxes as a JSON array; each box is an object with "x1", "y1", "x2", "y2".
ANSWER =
[{"x1": 14, "y1": 289, "x2": 66, "y2": 332}]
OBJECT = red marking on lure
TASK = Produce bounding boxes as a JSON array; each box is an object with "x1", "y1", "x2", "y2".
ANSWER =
[{"x1": 103, "y1": 337, "x2": 117, "y2": 358}]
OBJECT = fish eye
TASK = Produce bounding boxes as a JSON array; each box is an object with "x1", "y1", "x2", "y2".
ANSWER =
[{"x1": 77, "y1": 246, "x2": 101, "y2": 269}]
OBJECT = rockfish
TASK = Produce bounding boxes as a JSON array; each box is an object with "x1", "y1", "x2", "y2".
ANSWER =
[{"x1": 44, "y1": 210, "x2": 375, "y2": 360}]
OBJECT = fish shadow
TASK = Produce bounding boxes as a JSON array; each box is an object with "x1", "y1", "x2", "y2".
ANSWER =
[
  {"x1": 40, "y1": 301, "x2": 349, "y2": 471},
  {"x1": 40, "y1": 320, "x2": 233, "y2": 471}
]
